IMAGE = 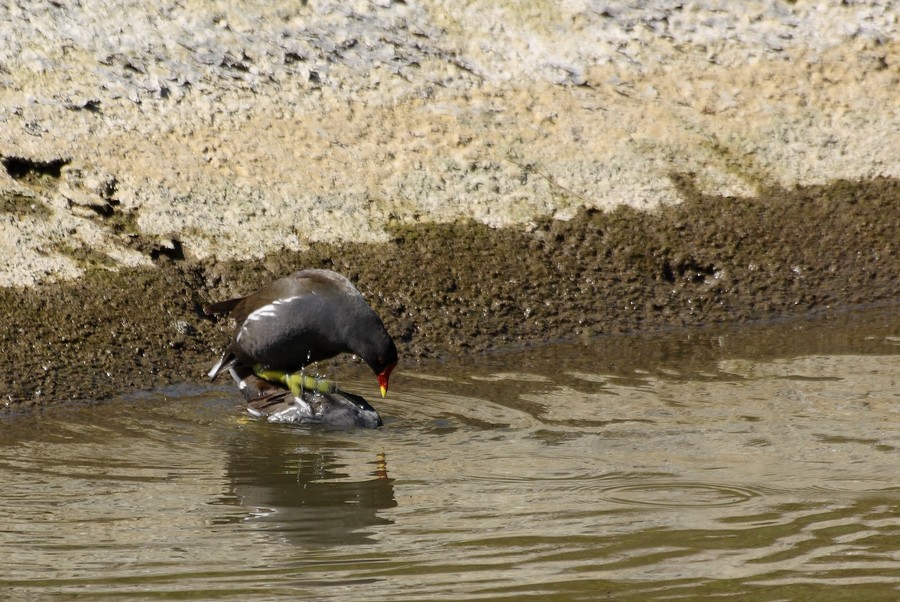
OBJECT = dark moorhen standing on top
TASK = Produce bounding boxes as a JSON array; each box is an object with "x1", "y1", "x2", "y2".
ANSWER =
[{"x1": 205, "y1": 269, "x2": 398, "y2": 427}]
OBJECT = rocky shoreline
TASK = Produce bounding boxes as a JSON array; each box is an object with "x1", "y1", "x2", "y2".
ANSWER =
[
  {"x1": 2, "y1": 175, "x2": 897, "y2": 412},
  {"x1": 0, "y1": 1, "x2": 898, "y2": 410},
  {"x1": 2, "y1": 2, "x2": 899, "y2": 286}
]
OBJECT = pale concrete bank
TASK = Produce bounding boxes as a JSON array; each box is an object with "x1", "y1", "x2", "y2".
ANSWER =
[{"x1": 0, "y1": 0, "x2": 898, "y2": 287}]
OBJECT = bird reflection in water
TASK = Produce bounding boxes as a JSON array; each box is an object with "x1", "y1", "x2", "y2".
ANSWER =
[{"x1": 223, "y1": 429, "x2": 396, "y2": 547}]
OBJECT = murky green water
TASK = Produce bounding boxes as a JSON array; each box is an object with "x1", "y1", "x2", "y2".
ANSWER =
[{"x1": 2, "y1": 308, "x2": 898, "y2": 600}]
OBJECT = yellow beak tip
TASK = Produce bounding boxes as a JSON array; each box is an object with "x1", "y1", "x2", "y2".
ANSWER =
[{"x1": 380, "y1": 386, "x2": 387, "y2": 398}]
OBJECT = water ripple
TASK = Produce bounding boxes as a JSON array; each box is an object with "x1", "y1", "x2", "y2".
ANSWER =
[
  {"x1": 598, "y1": 482, "x2": 763, "y2": 508},
  {"x1": 1, "y1": 313, "x2": 898, "y2": 599}
]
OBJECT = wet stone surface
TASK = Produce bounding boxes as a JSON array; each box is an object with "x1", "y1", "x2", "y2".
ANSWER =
[{"x1": 1, "y1": 176, "x2": 897, "y2": 412}]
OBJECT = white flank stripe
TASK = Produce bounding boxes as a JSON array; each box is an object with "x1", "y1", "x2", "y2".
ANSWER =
[{"x1": 244, "y1": 296, "x2": 301, "y2": 324}]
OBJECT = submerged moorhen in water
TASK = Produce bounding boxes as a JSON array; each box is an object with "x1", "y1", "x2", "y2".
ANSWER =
[
  {"x1": 228, "y1": 363, "x2": 383, "y2": 429},
  {"x1": 205, "y1": 269, "x2": 398, "y2": 427}
]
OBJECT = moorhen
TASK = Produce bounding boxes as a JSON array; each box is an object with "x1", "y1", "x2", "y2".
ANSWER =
[
  {"x1": 205, "y1": 269, "x2": 398, "y2": 405},
  {"x1": 228, "y1": 363, "x2": 383, "y2": 428}
]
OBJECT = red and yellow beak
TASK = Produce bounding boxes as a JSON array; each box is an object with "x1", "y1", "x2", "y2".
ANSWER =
[{"x1": 377, "y1": 362, "x2": 396, "y2": 398}]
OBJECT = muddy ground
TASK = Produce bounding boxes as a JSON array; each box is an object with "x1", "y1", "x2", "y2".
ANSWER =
[{"x1": 1, "y1": 175, "x2": 897, "y2": 413}]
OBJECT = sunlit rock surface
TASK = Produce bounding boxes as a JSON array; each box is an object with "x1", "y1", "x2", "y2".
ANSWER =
[{"x1": 0, "y1": 0, "x2": 897, "y2": 286}]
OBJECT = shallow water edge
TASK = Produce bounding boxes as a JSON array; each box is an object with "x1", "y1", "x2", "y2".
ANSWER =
[{"x1": 1, "y1": 304, "x2": 897, "y2": 600}]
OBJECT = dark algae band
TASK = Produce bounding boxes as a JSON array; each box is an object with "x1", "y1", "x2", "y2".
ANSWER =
[{"x1": 1, "y1": 176, "x2": 897, "y2": 411}]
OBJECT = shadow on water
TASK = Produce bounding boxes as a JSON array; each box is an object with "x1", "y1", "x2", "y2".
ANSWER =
[{"x1": 0, "y1": 305, "x2": 897, "y2": 599}]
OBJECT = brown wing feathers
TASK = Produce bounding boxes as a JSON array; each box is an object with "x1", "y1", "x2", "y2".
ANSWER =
[{"x1": 204, "y1": 296, "x2": 243, "y2": 316}]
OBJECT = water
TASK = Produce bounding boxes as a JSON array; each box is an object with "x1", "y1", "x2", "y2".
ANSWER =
[{"x1": 2, "y1": 308, "x2": 898, "y2": 600}]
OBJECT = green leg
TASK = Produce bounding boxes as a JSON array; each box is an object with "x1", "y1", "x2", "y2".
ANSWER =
[{"x1": 253, "y1": 365, "x2": 336, "y2": 396}]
